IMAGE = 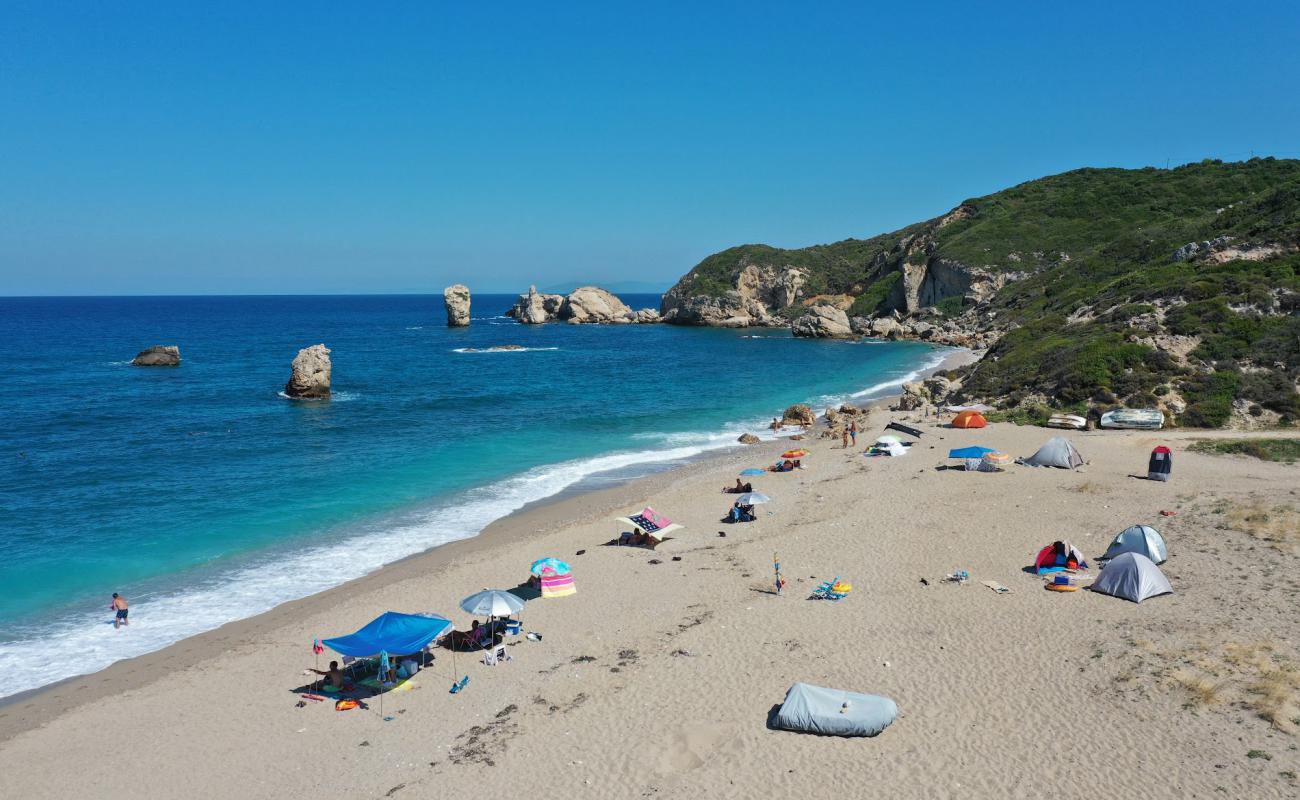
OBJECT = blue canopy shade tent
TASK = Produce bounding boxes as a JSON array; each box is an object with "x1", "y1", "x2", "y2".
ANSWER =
[
  {"x1": 948, "y1": 446, "x2": 996, "y2": 459},
  {"x1": 322, "y1": 611, "x2": 453, "y2": 658}
]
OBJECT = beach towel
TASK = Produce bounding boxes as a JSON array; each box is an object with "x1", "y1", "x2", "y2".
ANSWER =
[
  {"x1": 540, "y1": 571, "x2": 576, "y2": 598},
  {"x1": 616, "y1": 506, "x2": 683, "y2": 538},
  {"x1": 981, "y1": 581, "x2": 1011, "y2": 594}
]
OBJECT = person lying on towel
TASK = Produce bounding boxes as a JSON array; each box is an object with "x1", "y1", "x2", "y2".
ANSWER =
[{"x1": 723, "y1": 480, "x2": 753, "y2": 494}]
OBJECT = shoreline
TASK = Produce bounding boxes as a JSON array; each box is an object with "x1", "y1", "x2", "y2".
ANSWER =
[
  {"x1": 2, "y1": 381, "x2": 1295, "y2": 797},
  {"x1": 0, "y1": 344, "x2": 972, "y2": 731}
]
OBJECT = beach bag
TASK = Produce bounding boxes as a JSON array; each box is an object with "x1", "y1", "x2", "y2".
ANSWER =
[
  {"x1": 398, "y1": 659, "x2": 419, "y2": 678},
  {"x1": 1147, "y1": 446, "x2": 1171, "y2": 482}
]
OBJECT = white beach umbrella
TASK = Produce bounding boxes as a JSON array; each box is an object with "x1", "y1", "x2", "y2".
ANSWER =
[
  {"x1": 459, "y1": 589, "x2": 525, "y2": 617},
  {"x1": 735, "y1": 492, "x2": 771, "y2": 506}
]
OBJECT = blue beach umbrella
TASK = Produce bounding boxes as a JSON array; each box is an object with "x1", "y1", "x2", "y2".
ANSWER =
[
  {"x1": 529, "y1": 557, "x2": 571, "y2": 576},
  {"x1": 948, "y1": 446, "x2": 996, "y2": 459},
  {"x1": 739, "y1": 468, "x2": 766, "y2": 477}
]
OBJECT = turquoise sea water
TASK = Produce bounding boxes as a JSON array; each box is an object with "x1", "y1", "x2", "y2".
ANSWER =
[{"x1": 0, "y1": 294, "x2": 948, "y2": 697}]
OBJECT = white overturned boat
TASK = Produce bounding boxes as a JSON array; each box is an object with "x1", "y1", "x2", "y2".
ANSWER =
[
  {"x1": 1046, "y1": 413, "x2": 1087, "y2": 430},
  {"x1": 1100, "y1": 408, "x2": 1164, "y2": 430}
]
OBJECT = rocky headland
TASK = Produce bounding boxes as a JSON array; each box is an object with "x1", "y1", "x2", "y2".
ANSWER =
[{"x1": 656, "y1": 159, "x2": 1300, "y2": 427}]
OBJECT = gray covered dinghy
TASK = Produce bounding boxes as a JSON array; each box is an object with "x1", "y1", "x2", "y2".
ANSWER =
[{"x1": 772, "y1": 682, "x2": 898, "y2": 737}]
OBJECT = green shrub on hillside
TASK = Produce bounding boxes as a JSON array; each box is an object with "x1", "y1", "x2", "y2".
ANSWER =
[{"x1": 848, "y1": 272, "x2": 900, "y2": 317}]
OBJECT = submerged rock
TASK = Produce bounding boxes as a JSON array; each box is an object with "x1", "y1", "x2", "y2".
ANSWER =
[
  {"x1": 443, "y1": 284, "x2": 471, "y2": 327},
  {"x1": 285, "y1": 344, "x2": 331, "y2": 399},
  {"x1": 131, "y1": 345, "x2": 181, "y2": 366}
]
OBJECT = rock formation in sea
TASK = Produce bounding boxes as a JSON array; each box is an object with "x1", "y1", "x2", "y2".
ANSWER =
[
  {"x1": 443, "y1": 284, "x2": 471, "y2": 327},
  {"x1": 507, "y1": 285, "x2": 656, "y2": 324},
  {"x1": 737, "y1": 433, "x2": 760, "y2": 444},
  {"x1": 507, "y1": 286, "x2": 566, "y2": 324},
  {"x1": 285, "y1": 344, "x2": 331, "y2": 399},
  {"x1": 781, "y1": 403, "x2": 816, "y2": 426},
  {"x1": 561, "y1": 286, "x2": 634, "y2": 324},
  {"x1": 131, "y1": 345, "x2": 181, "y2": 366},
  {"x1": 790, "y1": 306, "x2": 853, "y2": 338}
]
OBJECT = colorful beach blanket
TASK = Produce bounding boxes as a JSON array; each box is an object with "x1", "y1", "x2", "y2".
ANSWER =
[
  {"x1": 541, "y1": 571, "x2": 576, "y2": 598},
  {"x1": 629, "y1": 507, "x2": 671, "y2": 532}
]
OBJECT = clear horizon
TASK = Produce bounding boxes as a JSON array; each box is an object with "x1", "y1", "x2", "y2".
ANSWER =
[{"x1": 3, "y1": 1, "x2": 1299, "y2": 296}]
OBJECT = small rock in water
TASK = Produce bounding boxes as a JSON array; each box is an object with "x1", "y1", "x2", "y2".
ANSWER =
[{"x1": 131, "y1": 345, "x2": 181, "y2": 366}]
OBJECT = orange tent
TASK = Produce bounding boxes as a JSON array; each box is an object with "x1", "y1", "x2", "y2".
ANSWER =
[{"x1": 951, "y1": 410, "x2": 988, "y2": 429}]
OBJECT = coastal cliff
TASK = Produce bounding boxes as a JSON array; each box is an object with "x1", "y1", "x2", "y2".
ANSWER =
[{"x1": 661, "y1": 158, "x2": 1300, "y2": 427}]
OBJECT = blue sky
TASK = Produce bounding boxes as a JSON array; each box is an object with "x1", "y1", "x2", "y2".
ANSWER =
[{"x1": 2, "y1": 1, "x2": 1298, "y2": 295}]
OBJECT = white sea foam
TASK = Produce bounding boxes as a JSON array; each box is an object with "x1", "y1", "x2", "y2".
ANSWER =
[
  {"x1": 275, "y1": 390, "x2": 355, "y2": 401},
  {"x1": 0, "y1": 344, "x2": 959, "y2": 699},
  {"x1": 0, "y1": 435, "x2": 745, "y2": 698},
  {"x1": 848, "y1": 349, "x2": 952, "y2": 400},
  {"x1": 451, "y1": 346, "x2": 559, "y2": 354}
]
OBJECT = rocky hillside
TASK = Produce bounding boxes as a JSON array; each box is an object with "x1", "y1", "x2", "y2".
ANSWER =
[{"x1": 661, "y1": 158, "x2": 1300, "y2": 427}]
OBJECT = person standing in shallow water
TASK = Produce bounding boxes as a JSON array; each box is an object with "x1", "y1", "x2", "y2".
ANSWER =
[{"x1": 110, "y1": 593, "x2": 129, "y2": 629}]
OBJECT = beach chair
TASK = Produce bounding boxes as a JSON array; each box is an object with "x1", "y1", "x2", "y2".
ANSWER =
[
  {"x1": 340, "y1": 654, "x2": 373, "y2": 681},
  {"x1": 483, "y1": 640, "x2": 511, "y2": 666}
]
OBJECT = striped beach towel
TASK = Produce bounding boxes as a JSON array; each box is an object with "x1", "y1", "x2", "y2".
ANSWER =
[{"x1": 541, "y1": 571, "x2": 576, "y2": 598}]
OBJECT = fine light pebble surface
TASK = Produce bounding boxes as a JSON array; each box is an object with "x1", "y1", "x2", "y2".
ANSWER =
[{"x1": 1, "y1": 419, "x2": 1298, "y2": 799}]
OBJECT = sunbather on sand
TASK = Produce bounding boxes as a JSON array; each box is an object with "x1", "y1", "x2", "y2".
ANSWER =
[
  {"x1": 723, "y1": 480, "x2": 753, "y2": 494},
  {"x1": 308, "y1": 661, "x2": 347, "y2": 688}
]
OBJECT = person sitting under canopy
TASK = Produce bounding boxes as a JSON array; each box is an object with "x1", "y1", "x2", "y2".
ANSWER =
[{"x1": 722, "y1": 502, "x2": 756, "y2": 523}]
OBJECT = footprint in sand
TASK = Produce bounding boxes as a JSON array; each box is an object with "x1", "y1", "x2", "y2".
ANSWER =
[{"x1": 657, "y1": 723, "x2": 742, "y2": 774}]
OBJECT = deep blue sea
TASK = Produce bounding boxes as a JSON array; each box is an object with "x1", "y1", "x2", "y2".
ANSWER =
[{"x1": 0, "y1": 294, "x2": 948, "y2": 696}]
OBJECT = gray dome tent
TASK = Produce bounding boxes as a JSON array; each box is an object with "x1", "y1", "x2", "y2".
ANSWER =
[
  {"x1": 1091, "y1": 552, "x2": 1172, "y2": 603},
  {"x1": 1020, "y1": 436, "x2": 1084, "y2": 470},
  {"x1": 1102, "y1": 524, "x2": 1167, "y2": 564}
]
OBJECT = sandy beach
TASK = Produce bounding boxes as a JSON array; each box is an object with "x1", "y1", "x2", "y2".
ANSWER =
[{"x1": 2, "y1": 403, "x2": 1298, "y2": 798}]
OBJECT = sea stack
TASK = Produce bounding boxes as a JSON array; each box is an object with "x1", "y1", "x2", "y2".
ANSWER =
[
  {"x1": 285, "y1": 344, "x2": 331, "y2": 399},
  {"x1": 131, "y1": 345, "x2": 181, "y2": 366},
  {"x1": 443, "y1": 284, "x2": 471, "y2": 327}
]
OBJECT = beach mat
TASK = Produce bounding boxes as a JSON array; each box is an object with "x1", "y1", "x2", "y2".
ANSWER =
[
  {"x1": 886, "y1": 422, "x2": 923, "y2": 438},
  {"x1": 358, "y1": 677, "x2": 418, "y2": 693}
]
